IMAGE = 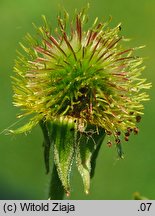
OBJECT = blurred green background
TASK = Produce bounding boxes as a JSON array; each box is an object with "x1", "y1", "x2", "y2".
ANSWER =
[{"x1": 0, "y1": 0, "x2": 154, "y2": 200}]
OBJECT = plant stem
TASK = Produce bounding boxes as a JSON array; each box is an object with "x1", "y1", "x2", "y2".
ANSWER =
[{"x1": 48, "y1": 163, "x2": 65, "y2": 200}]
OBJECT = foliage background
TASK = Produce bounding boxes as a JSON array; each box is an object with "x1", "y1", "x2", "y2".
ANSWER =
[{"x1": 0, "y1": 0, "x2": 154, "y2": 199}]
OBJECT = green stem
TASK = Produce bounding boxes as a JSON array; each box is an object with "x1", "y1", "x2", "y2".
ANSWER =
[{"x1": 48, "y1": 163, "x2": 65, "y2": 200}]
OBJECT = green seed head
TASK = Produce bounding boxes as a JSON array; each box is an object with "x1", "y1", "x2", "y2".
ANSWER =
[{"x1": 12, "y1": 8, "x2": 151, "y2": 144}]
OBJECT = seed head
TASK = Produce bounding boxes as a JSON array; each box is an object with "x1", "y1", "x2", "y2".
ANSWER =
[{"x1": 12, "y1": 8, "x2": 151, "y2": 145}]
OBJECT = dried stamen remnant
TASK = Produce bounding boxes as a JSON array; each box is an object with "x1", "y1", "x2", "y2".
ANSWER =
[
  {"x1": 106, "y1": 130, "x2": 112, "y2": 135},
  {"x1": 125, "y1": 136, "x2": 129, "y2": 142},
  {"x1": 116, "y1": 131, "x2": 121, "y2": 136},
  {"x1": 115, "y1": 138, "x2": 121, "y2": 144},
  {"x1": 136, "y1": 115, "x2": 142, "y2": 123},
  {"x1": 107, "y1": 141, "x2": 112, "y2": 147},
  {"x1": 125, "y1": 132, "x2": 130, "y2": 137},
  {"x1": 127, "y1": 127, "x2": 133, "y2": 133},
  {"x1": 134, "y1": 127, "x2": 139, "y2": 135}
]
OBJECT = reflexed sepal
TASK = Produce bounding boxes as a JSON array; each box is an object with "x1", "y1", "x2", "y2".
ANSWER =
[
  {"x1": 51, "y1": 117, "x2": 75, "y2": 195},
  {"x1": 76, "y1": 125, "x2": 105, "y2": 194}
]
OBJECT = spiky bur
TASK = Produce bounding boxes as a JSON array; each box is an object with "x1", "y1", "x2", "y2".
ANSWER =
[{"x1": 11, "y1": 7, "x2": 151, "y2": 196}]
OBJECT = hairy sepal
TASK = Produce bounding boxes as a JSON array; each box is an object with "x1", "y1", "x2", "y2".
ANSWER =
[
  {"x1": 76, "y1": 125, "x2": 105, "y2": 194},
  {"x1": 51, "y1": 117, "x2": 75, "y2": 195}
]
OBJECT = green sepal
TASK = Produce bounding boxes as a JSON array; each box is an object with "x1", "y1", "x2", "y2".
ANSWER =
[
  {"x1": 48, "y1": 164, "x2": 65, "y2": 200},
  {"x1": 76, "y1": 125, "x2": 105, "y2": 194},
  {"x1": 51, "y1": 118, "x2": 75, "y2": 195}
]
